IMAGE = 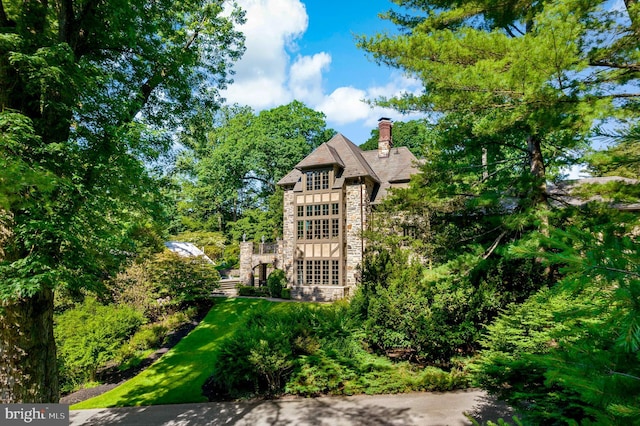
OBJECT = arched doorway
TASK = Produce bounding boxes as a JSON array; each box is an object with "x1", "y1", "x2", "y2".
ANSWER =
[{"x1": 251, "y1": 262, "x2": 271, "y2": 287}]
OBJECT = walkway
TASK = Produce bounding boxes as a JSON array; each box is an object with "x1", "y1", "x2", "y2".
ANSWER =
[{"x1": 70, "y1": 389, "x2": 512, "y2": 425}]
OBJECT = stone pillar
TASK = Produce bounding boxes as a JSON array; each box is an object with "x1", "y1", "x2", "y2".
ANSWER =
[
  {"x1": 345, "y1": 181, "x2": 369, "y2": 291},
  {"x1": 282, "y1": 190, "x2": 296, "y2": 286},
  {"x1": 239, "y1": 241, "x2": 254, "y2": 286}
]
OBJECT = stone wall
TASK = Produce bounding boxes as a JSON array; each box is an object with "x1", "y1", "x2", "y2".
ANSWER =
[
  {"x1": 282, "y1": 189, "x2": 296, "y2": 285},
  {"x1": 291, "y1": 285, "x2": 347, "y2": 302},
  {"x1": 239, "y1": 241, "x2": 253, "y2": 286},
  {"x1": 344, "y1": 179, "x2": 371, "y2": 292}
]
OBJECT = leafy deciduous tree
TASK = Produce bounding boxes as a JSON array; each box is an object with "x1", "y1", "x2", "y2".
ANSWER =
[
  {"x1": 359, "y1": 118, "x2": 431, "y2": 157},
  {"x1": 0, "y1": 0, "x2": 244, "y2": 402},
  {"x1": 177, "y1": 100, "x2": 334, "y2": 237}
]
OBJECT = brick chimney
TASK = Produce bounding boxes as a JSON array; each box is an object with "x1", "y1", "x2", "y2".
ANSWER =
[{"x1": 378, "y1": 117, "x2": 393, "y2": 158}]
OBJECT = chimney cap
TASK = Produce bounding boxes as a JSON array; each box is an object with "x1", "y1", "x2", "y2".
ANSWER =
[{"x1": 378, "y1": 117, "x2": 392, "y2": 122}]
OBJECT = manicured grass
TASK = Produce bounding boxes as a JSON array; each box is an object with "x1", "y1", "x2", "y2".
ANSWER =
[{"x1": 72, "y1": 298, "x2": 278, "y2": 409}]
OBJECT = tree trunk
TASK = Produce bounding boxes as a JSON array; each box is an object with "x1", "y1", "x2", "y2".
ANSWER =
[
  {"x1": 482, "y1": 147, "x2": 489, "y2": 181},
  {"x1": 0, "y1": 288, "x2": 59, "y2": 403},
  {"x1": 527, "y1": 134, "x2": 551, "y2": 275},
  {"x1": 527, "y1": 134, "x2": 548, "y2": 206}
]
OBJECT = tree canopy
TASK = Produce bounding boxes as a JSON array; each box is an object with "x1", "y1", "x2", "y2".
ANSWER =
[
  {"x1": 0, "y1": 0, "x2": 244, "y2": 403},
  {"x1": 355, "y1": 1, "x2": 640, "y2": 423},
  {"x1": 176, "y1": 100, "x2": 334, "y2": 239},
  {"x1": 359, "y1": 118, "x2": 430, "y2": 157},
  {"x1": 359, "y1": 0, "x2": 639, "y2": 191}
]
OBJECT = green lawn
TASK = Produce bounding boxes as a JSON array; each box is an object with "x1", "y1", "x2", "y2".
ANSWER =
[{"x1": 72, "y1": 297, "x2": 278, "y2": 409}]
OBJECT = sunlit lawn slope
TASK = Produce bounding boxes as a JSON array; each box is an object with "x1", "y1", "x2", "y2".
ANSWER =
[{"x1": 72, "y1": 298, "x2": 277, "y2": 409}]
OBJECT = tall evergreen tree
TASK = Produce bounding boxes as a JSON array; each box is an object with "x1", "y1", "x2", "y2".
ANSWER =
[
  {"x1": 351, "y1": 0, "x2": 638, "y2": 376},
  {"x1": 359, "y1": 0, "x2": 639, "y2": 219},
  {"x1": 0, "y1": 0, "x2": 244, "y2": 402}
]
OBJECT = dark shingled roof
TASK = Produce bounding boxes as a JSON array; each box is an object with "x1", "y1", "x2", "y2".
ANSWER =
[
  {"x1": 277, "y1": 133, "x2": 420, "y2": 204},
  {"x1": 362, "y1": 147, "x2": 420, "y2": 204},
  {"x1": 277, "y1": 168, "x2": 302, "y2": 186},
  {"x1": 325, "y1": 134, "x2": 381, "y2": 182},
  {"x1": 295, "y1": 142, "x2": 345, "y2": 169},
  {"x1": 290, "y1": 133, "x2": 381, "y2": 182}
]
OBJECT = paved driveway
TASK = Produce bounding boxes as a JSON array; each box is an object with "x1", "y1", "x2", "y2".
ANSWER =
[{"x1": 70, "y1": 390, "x2": 512, "y2": 425}]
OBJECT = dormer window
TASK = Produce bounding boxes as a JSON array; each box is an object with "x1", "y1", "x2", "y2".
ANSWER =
[{"x1": 306, "y1": 170, "x2": 330, "y2": 191}]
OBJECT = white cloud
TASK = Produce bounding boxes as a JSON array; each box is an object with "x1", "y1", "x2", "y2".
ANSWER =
[
  {"x1": 222, "y1": 0, "x2": 427, "y2": 136},
  {"x1": 289, "y1": 53, "x2": 331, "y2": 104},
  {"x1": 222, "y1": 0, "x2": 308, "y2": 108},
  {"x1": 223, "y1": 77, "x2": 291, "y2": 109},
  {"x1": 316, "y1": 87, "x2": 370, "y2": 125},
  {"x1": 318, "y1": 73, "x2": 425, "y2": 127}
]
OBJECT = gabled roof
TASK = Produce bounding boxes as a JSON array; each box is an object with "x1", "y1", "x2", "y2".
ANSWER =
[
  {"x1": 277, "y1": 132, "x2": 420, "y2": 204},
  {"x1": 277, "y1": 168, "x2": 302, "y2": 186},
  {"x1": 326, "y1": 134, "x2": 380, "y2": 183},
  {"x1": 362, "y1": 147, "x2": 419, "y2": 204},
  {"x1": 295, "y1": 142, "x2": 345, "y2": 169},
  {"x1": 164, "y1": 241, "x2": 214, "y2": 263}
]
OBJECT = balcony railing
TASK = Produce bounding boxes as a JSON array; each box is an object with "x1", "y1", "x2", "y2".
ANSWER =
[{"x1": 254, "y1": 242, "x2": 278, "y2": 254}]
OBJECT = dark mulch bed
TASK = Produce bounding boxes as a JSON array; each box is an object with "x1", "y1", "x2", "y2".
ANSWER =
[{"x1": 60, "y1": 300, "x2": 213, "y2": 405}]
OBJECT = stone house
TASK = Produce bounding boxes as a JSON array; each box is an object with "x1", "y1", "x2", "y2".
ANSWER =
[{"x1": 254, "y1": 118, "x2": 420, "y2": 301}]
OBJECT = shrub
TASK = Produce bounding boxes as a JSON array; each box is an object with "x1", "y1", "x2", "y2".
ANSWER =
[
  {"x1": 209, "y1": 326, "x2": 294, "y2": 397},
  {"x1": 281, "y1": 288, "x2": 291, "y2": 299},
  {"x1": 55, "y1": 298, "x2": 144, "y2": 391},
  {"x1": 204, "y1": 302, "x2": 469, "y2": 400},
  {"x1": 351, "y1": 247, "x2": 548, "y2": 365},
  {"x1": 111, "y1": 250, "x2": 219, "y2": 320},
  {"x1": 267, "y1": 269, "x2": 286, "y2": 298},
  {"x1": 237, "y1": 285, "x2": 270, "y2": 297},
  {"x1": 116, "y1": 308, "x2": 198, "y2": 366}
]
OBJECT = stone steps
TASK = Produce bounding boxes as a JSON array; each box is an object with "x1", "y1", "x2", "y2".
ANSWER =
[{"x1": 214, "y1": 279, "x2": 239, "y2": 297}]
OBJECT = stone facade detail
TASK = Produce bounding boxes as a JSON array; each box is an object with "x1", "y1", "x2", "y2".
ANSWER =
[
  {"x1": 345, "y1": 180, "x2": 373, "y2": 292},
  {"x1": 239, "y1": 240, "x2": 284, "y2": 287},
  {"x1": 240, "y1": 119, "x2": 420, "y2": 301},
  {"x1": 239, "y1": 241, "x2": 253, "y2": 286},
  {"x1": 291, "y1": 285, "x2": 346, "y2": 301},
  {"x1": 282, "y1": 190, "x2": 296, "y2": 284}
]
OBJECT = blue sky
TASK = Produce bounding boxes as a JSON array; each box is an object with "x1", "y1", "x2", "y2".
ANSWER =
[
  {"x1": 221, "y1": 0, "x2": 628, "y2": 154},
  {"x1": 221, "y1": 0, "x2": 424, "y2": 144}
]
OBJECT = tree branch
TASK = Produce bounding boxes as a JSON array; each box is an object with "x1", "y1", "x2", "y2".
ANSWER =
[
  {"x1": 242, "y1": 175, "x2": 275, "y2": 190},
  {"x1": 483, "y1": 231, "x2": 507, "y2": 259},
  {"x1": 589, "y1": 60, "x2": 640, "y2": 72},
  {"x1": 591, "y1": 266, "x2": 640, "y2": 278},
  {"x1": 609, "y1": 369, "x2": 640, "y2": 381}
]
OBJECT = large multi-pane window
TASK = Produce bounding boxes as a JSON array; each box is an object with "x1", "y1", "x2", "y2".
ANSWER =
[
  {"x1": 306, "y1": 260, "x2": 313, "y2": 284},
  {"x1": 295, "y1": 169, "x2": 341, "y2": 286},
  {"x1": 296, "y1": 202, "x2": 340, "y2": 241},
  {"x1": 331, "y1": 261, "x2": 339, "y2": 285},
  {"x1": 296, "y1": 260, "x2": 304, "y2": 285},
  {"x1": 306, "y1": 170, "x2": 330, "y2": 191},
  {"x1": 331, "y1": 219, "x2": 339, "y2": 238},
  {"x1": 296, "y1": 260, "x2": 341, "y2": 286}
]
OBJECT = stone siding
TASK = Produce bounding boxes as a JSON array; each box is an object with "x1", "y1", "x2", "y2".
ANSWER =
[
  {"x1": 239, "y1": 241, "x2": 253, "y2": 286},
  {"x1": 344, "y1": 180, "x2": 371, "y2": 292},
  {"x1": 291, "y1": 285, "x2": 347, "y2": 301},
  {"x1": 282, "y1": 189, "x2": 296, "y2": 285}
]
